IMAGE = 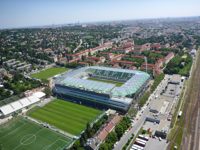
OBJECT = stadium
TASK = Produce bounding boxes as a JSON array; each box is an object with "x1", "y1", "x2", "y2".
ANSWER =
[{"x1": 53, "y1": 66, "x2": 150, "y2": 111}]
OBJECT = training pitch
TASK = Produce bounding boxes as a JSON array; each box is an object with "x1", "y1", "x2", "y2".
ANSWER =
[
  {"x1": 0, "y1": 117, "x2": 72, "y2": 150},
  {"x1": 28, "y1": 99, "x2": 102, "y2": 135},
  {"x1": 31, "y1": 67, "x2": 68, "y2": 80}
]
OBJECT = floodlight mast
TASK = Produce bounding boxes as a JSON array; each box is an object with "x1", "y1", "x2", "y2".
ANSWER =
[{"x1": 144, "y1": 56, "x2": 148, "y2": 73}]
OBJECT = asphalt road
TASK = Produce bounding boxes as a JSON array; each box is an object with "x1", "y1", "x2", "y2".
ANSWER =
[
  {"x1": 114, "y1": 75, "x2": 171, "y2": 150},
  {"x1": 113, "y1": 108, "x2": 149, "y2": 150}
]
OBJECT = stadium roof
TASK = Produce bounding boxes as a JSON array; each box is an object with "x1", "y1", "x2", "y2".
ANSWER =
[
  {"x1": 63, "y1": 77, "x2": 115, "y2": 94},
  {"x1": 111, "y1": 72, "x2": 149, "y2": 97},
  {"x1": 55, "y1": 66, "x2": 150, "y2": 98},
  {"x1": 0, "y1": 92, "x2": 45, "y2": 116}
]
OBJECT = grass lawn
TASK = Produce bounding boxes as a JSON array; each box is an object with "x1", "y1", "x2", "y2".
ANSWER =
[
  {"x1": 0, "y1": 117, "x2": 72, "y2": 150},
  {"x1": 88, "y1": 77, "x2": 124, "y2": 87},
  {"x1": 31, "y1": 67, "x2": 68, "y2": 80},
  {"x1": 28, "y1": 99, "x2": 102, "y2": 135}
]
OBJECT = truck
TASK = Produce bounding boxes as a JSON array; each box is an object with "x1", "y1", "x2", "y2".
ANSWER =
[{"x1": 178, "y1": 111, "x2": 182, "y2": 118}]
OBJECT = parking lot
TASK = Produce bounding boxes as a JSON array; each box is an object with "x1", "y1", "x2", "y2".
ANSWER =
[
  {"x1": 129, "y1": 74, "x2": 185, "y2": 150},
  {"x1": 144, "y1": 137, "x2": 168, "y2": 150},
  {"x1": 144, "y1": 75, "x2": 184, "y2": 135}
]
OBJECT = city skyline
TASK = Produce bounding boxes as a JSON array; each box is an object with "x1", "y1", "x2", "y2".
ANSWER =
[{"x1": 0, "y1": 0, "x2": 200, "y2": 29}]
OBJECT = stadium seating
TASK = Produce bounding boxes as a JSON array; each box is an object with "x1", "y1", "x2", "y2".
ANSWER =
[{"x1": 90, "y1": 69, "x2": 133, "y2": 82}]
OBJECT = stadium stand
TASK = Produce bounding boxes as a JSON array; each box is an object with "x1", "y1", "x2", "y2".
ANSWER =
[
  {"x1": 53, "y1": 66, "x2": 150, "y2": 111},
  {"x1": 0, "y1": 92, "x2": 45, "y2": 117}
]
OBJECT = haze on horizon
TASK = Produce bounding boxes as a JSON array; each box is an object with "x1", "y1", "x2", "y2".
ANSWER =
[{"x1": 0, "y1": 0, "x2": 200, "y2": 29}]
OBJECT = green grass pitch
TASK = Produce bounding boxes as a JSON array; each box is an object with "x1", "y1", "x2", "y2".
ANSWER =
[
  {"x1": 0, "y1": 117, "x2": 73, "y2": 150},
  {"x1": 88, "y1": 77, "x2": 124, "y2": 87},
  {"x1": 31, "y1": 67, "x2": 68, "y2": 80},
  {"x1": 28, "y1": 99, "x2": 102, "y2": 135}
]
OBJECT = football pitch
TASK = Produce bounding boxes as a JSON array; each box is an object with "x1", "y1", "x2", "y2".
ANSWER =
[
  {"x1": 28, "y1": 99, "x2": 102, "y2": 135},
  {"x1": 0, "y1": 117, "x2": 73, "y2": 150},
  {"x1": 88, "y1": 77, "x2": 124, "y2": 86},
  {"x1": 31, "y1": 67, "x2": 68, "y2": 80}
]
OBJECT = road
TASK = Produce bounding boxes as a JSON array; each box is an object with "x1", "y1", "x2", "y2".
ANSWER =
[
  {"x1": 113, "y1": 107, "x2": 149, "y2": 150},
  {"x1": 73, "y1": 39, "x2": 82, "y2": 53},
  {"x1": 113, "y1": 89, "x2": 164, "y2": 150},
  {"x1": 114, "y1": 76, "x2": 169, "y2": 150},
  {"x1": 180, "y1": 51, "x2": 200, "y2": 150}
]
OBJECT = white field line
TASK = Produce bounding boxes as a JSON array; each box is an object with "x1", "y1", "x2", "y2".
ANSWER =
[
  {"x1": 13, "y1": 128, "x2": 44, "y2": 150},
  {"x1": 0, "y1": 122, "x2": 26, "y2": 139},
  {"x1": 42, "y1": 138, "x2": 69, "y2": 150}
]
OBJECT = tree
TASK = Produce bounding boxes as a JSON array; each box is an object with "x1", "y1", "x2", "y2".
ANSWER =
[
  {"x1": 71, "y1": 140, "x2": 81, "y2": 150},
  {"x1": 85, "y1": 122, "x2": 93, "y2": 138},
  {"x1": 115, "y1": 124, "x2": 124, "y2": 140},
  {"x1": 99, "y1": 143, "x2": 109, "y2": 150},
  {"x1": 106, "y1": 131, "x2": 117, "y2": 145},
  {"x1": 44, "y1": 87, "x2": 52, "y2": 97}
]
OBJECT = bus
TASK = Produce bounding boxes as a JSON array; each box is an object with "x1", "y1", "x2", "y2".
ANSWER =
[
  {"x1": 136, "y1": 138, "x2": 147, "y2": 144},
  {"x1": 132, "y1": 144, "x2": 144, "y2": 150},
  {"x1": 135, "y1": 140, "x2": 146, "y2": 147},
  {"x1": 138, "y1": 134, "x2": 149, "y2": 141}
]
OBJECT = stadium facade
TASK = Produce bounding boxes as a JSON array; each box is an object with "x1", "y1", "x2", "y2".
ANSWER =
[{"x1": 53, "y1": 66, "x2": 150, "y2": 111}]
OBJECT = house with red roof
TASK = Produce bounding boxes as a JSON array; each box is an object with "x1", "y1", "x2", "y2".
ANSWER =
[
  {"x1": 86, "y1": 114, "x2": 122, "y2": 150},
  {"x1": 164, "y1": 52, "x2": 174, "y2": 64}
]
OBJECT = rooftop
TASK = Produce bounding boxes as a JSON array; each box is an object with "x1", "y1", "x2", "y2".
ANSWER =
[{"x1": 55, "y1": 66, "x2": 150, "y2": 98}]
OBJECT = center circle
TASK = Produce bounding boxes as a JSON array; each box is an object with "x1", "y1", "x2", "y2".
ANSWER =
[{"x1": 20, "y1": 134, "x2": 36, "y2": 145}]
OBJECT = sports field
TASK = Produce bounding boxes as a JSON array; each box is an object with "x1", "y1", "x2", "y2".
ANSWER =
[
  {"x1": 0, "y1": 117, "x2": 72, "y2": 150},
  {"x1": 28, "y1": 99, "x2": 102, "y2": 135},
  {"x1": 88, "y1": 77, "x2": 124, "y2": 86},
  {"x1": 31, "y1": 67, "x2": 68, "y2": 80}
]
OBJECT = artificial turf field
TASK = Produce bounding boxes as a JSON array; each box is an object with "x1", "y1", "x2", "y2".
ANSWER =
[
  {"x1": 28, "y1": 99, "x2": 102, "y2": 135},
  {"x1": 0, "y1": 117, "x2": 72, "y2": 150},
  {"x1": 31, "y1": 67, "x2": 68, "y2": 80}
]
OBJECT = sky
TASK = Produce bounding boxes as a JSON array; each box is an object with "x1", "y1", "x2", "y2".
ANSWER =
[{"x1": 0, "y1": 0, "x2": 200, "y2": 29}]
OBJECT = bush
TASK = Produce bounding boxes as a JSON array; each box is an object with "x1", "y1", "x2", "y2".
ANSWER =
[
  {"x1": 151, "y1": 73, "x2": 165, "y2": 92},
  {"x1": 99, "y1": 117, "x2": 131, "y2": 150},
  {"x1": 70, "y1": 114, "x2": 108, "y2": 150},
  {"x1": 164, "y1": 54, "x2": 192, "y2": 77}
]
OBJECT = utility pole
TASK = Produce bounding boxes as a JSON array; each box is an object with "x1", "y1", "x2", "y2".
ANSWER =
[{"x1": 144, "y1": 56, "x2": 148, "y2": 73}]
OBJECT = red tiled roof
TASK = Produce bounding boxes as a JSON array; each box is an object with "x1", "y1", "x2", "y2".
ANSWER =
[
  {"x1": 165, "y1": 52, "x2": 174, "y2": 60},
  {"x1": 152, "y1": 50, "x2": 162, "y2": 53},
  {"x1": 69, "y1": 58, "x2": 80, "y2": 63},
  {"x1": 97, "y1": 115, "x2": 121, "y2": 142},
  {"x1": 98, "y1": 129, "x2": 108, "y2": 141},
  {"x1": 141, "y1": 63, "x2": 155, "y2": 69},
  {"x1": 78, "y1": 61, "x2": 88, "y2": 65},
  {"x1": 132, "y1": 55, "x2": 145, "y2": 59},
  {"x1": 87, "y1": 56, "x2": 100, "y2": 61},
  {"x1": 105, "y1": 122, "x2": 114, "y2": 132},
  {"x1": 112, "y1": 60, "x2": 134, "y2": 65},
  {"x1": 111, "y1": 115, "x2": 121, "y2": 125}
]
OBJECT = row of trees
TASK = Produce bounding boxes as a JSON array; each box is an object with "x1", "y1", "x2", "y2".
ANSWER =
[
  {"x1": 134, "y1": 35, "x2": 166, "y2": 45},
  {"x1": 164, "y1": 54, "x2": 192, "y2": 77},
  {"x1": 56, "y1": 62, "x2": 80, "y2": 69},
  {"x1": 0, "y1": 74, "x2": 41, "y2": 101},
  {"x1": 70, "y1": 115, "x2": 108, "y2": 150},
  {"x1": 99, "y1": 117, "x2": 131, "y2": 150},
  {"x1": 138, "y1": 73, "x2": 165, "y2": 108},
  {"x1": 122, "y1": 57, "x2": 144, "y2": 68}
]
